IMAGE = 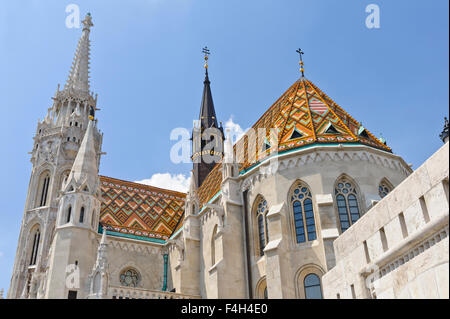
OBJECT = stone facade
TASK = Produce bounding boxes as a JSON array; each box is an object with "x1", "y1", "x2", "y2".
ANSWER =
[
  {"x1": 322, "y1": 142, "x2": 449, "y2": 299},
  {"x1": 7, "y1": 13, "x2": 449, "y2": 300}
]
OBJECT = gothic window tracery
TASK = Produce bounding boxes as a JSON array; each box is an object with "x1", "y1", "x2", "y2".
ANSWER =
[
  {"x1": 119, "y1": 268, "x2": 140, "y2": 287},
  {"x1": 290, "y1": 183, "x2": 316, "y2": 243},
  {"x1": 335, "y1": 177, "x2": 361, "y2": 233},
  {"x1": 255, "y1": 197, "x2": 269, "y2": 256},
  {"x1": 378, "y1": 179, "x2": 393, "y2": 199}
]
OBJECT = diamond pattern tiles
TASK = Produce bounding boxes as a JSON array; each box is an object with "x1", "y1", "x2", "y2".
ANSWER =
[
  {"x1": 197, "y1": 77, "x2": 391, "y2": 206},
  {"x1": 99, "y1": 176, "x2": 185, "y2": 241}
]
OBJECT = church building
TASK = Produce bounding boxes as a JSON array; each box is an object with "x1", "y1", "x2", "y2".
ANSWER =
[{"x1": 7, "y1": 13, "x2": 449, "y2": 299}]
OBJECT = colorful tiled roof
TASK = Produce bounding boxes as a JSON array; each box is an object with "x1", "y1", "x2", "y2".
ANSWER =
[
  {"x1": 197, "y1": 77, "x2": 391, "y2": 205},
  {"x1": 99, "y1": 176, "x2": 186, "y2": 242}
]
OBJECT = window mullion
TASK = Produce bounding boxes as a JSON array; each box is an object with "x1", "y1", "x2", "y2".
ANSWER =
[
  {"x1": 302, "y1": 200, "x2": 308, "y2": 242},
  {"x1": 345, "y1": 195, "x2": 352, "y2": 226}
]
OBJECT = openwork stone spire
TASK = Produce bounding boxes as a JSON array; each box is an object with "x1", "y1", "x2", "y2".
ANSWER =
[{"x1": 64, "y1": 13, "x2": 93, "y2": 95}]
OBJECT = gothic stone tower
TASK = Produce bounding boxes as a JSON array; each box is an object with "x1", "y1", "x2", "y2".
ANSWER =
[
  {"x1": 8, "y1": 13, "x2": 103, "y2": 299},
  {"x1": 192, "y1": 50, "x2": 224, "y2": 188}
]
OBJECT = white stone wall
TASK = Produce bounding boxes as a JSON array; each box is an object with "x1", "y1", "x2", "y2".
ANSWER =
[
  {"x1": 322, "y1": 142, "x2": 449, "y2": 299},
  {"x1": 240, "y1": 144, "x2": 410, "y2": 298}
]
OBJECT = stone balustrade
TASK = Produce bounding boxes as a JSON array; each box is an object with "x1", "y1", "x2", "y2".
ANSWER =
[{"x1": 108, "y1": 285, "x2": 201, "y2": 299}]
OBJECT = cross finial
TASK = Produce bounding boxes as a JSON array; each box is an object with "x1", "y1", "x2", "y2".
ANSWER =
[
  {"x1": 296, "y1": 48, "x2": 305, "y2": 77},
  {"x1": 202, "y1": 46, "x2": 210, "y2": 70},
  {"x1": 82, "y1": 13, "x2": 94, "y2": 32}
]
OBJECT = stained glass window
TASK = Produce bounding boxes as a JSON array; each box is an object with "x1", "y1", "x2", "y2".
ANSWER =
[
  {"x1": 291, "y1": 184, "x2": 316, "y2": 243},
  {"x1": 335, "y1": 178, "x2": 361, "y2": 233},
  {"x1": 256, "y1": 198, "x2": 268, "y2": 256},
  {"x1": 120, "y1": 269, "x2": 140, "y2": 287}
]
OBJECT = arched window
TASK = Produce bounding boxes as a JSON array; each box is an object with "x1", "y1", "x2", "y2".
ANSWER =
[
  {"x1": 66, "y1": 206, "x2": 72, "y2": 223},
  {"x1": 304, "y1": 274, "x2": 323, "y2": 299},
  {"x1": 290, "y1": 183, "x2": 316, "y2": 243},
  {"x1": 378, "y1": 179, "x2": 393, "y2": 199},
  {"x1": 211, "y1": 225, "x2": 218, "y2": 266},
  {"x1": 256, "y1": 278, "x2": 268, "y2": 299},
  {"x1": 255, "y1": 197, "x2": 268, "y2": 256},
  {"x1": 29, "y1": 228, "x2": 40, "y2": 266},
  {"x1": 38, "y1": 173, "x2": 51, "y2": 207},
  {"x1": 79, "y1": 207, "x2": 85, "y2": 223},
  {"x1": 335, "y1": 177, "x2": 361, "y2": 233},
  {"x1": 120, "y1": 268, "x2": 140, "y2": 287}
]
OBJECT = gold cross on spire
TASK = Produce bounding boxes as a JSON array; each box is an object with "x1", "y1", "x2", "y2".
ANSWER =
[
  {"x1": 202, "y1": 46, "x2": 210, "y2": 69},
  {"x1": 296, "y1": 48, "x2": 305, "y2": 77}
]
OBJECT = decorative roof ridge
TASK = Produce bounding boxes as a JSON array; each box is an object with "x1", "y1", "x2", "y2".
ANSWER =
[
  {"x1": 99, "y1": 175, "x2": 186, "y2": 198},
  {"x1": 307, "y1": 80, "x2": 391, "y2": 152},
  {"x1": 169, "y1": 212, "x2": 185, "y2": 238},
  {"x1": 245, "y1": 79, "x2": 300, "y2": 133}
]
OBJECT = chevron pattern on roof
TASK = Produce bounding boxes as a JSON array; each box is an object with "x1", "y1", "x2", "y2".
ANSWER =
[
  {"x1": 99, "y1": 176, "x2": 185, "y2": 241},
  {"x1": 197, "y1": 77, "x2": 391, "y2": 205}
]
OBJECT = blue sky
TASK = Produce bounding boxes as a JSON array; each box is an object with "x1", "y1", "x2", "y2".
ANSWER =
[{"x1": 0, "y1": 0, "x2": 448, "y2": 294}]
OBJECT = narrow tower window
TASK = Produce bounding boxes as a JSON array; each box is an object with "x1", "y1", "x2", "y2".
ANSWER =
[
  {"x1": 66, "y1": 206, "x2": 72, "y2": 223},
  {"x1": 255, "y1": 197, "x2": 269, "y2": 256},
  {"x1": 38, "y1": 174, "x2": 50, "y2": 207},
  {"x1": 29, "y1": 229, "x2": 40, "y2": 266},
  {"x1": 79, "y1": 207, "x2": 85, "y2": 223}
]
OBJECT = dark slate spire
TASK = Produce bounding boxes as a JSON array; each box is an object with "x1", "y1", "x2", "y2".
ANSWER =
[
  {"x1": 192, "y1": 47, "x2": 224, "y2": 188},
  {"x1": 199, "y1": 49, "x2": 219, "y2": 129}
]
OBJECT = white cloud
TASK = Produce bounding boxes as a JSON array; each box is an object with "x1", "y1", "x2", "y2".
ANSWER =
[
  {"x1": 136, "y1": 173, "x2": 190, "y2": 193},
  {"x1": 224, "y1": 116, "x2": 249, "y2": 156},
  {"x1": 224, "y1": 116, "x2": 246, "y2": 142}
]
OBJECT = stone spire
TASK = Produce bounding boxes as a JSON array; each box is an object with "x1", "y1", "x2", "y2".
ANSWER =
[
  {"x1": 96, "y1": 227, "x2": 108, "y2": 267},
  {"x1": 64, "y1": 113, "x2": 99, "y2": 192},
  {"x1": 64, "y1": 13, "x2": 93, "y2": 95},
  {"x1": 87, "y1": 227, "x2": 109, "y2": 299}
]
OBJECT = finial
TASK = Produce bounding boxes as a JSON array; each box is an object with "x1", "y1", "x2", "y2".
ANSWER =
[
  {"x1": 82, "y1": 13, "x2": 94, "y2": 32},
  {"x1": 296, "y1": 48, "x2": 305, "y2": 77},
  {"x1": 440, "y1": 116, "x2": 449, "y2": 143},
  {"x1": 202, "y1": 46, "x2": 210, "y2": 70}
]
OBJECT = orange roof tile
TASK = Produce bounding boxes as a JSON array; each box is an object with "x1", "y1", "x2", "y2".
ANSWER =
[
  {"x1": 99, "y1": 176, "x2": 185, "y2": 242},
  {"x1": 197, "y1": 77, "x2": 391, "y2": 205}
]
